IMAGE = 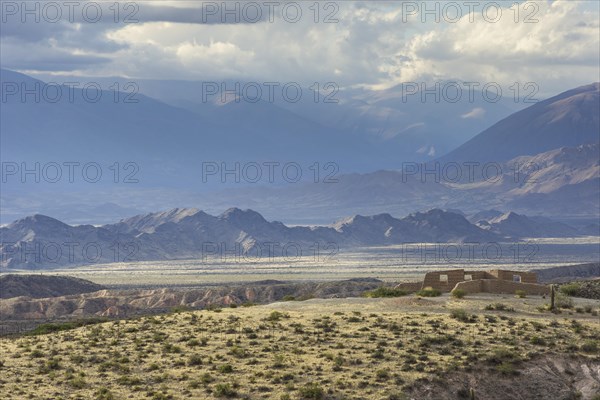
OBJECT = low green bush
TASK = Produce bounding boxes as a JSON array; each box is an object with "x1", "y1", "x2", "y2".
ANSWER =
[
  {"x1": 559, "y1": 283, "x2": 581, "y2": 296},
  {"x1": 298, "y1": 383, "x2": 324, "y2": 399},
  {"x1": 213, "y1": 383, "x2": 236, "y2": 398},
  {"x1": 515, "y1": 290, "x2": 527, "y2": 298},
  {"x1": 364, "y1": 287, "x2": 408, "y2": 298},
  {"x1": 416, "y1": 287, "x2": 442, "y2": 297}
]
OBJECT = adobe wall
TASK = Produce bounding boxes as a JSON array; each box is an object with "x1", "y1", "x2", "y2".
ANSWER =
[
  {"x1": 394, "y1": 282, "x2": 423, "y2": 292},
  {"x1": 469, "y1": 271, "x2": 489, "y2": 280},
  {"x1": 450, "y1": 279, "x2": 483, "y2": 293},
  {"x1": 453, "y1": 279, "x2": 549, "y2": 295},
  {"x1": 487, "y1": 270, "x2": 537, "y2": 284},
  {"x1": 422, "y1": 269, "x2": 466, "y2": 292}
]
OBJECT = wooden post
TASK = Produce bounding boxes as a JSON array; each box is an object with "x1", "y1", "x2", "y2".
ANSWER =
[
  {"x1": 470, "y1": 388, "x2": 476, "y2": 400},
  {"x1": 550, "y1": 285, "x2": 555, "y2": 310}
]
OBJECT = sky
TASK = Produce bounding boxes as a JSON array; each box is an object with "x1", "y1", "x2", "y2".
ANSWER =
[{"x1": 1, "y1": 0, "x2": 599, "y2": 95}]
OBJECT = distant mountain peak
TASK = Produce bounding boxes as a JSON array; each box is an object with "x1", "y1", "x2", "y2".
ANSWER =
[
  {"x1": 219, "y1": 208, "x2": 268, "y2": 225},
  {"x1": 439, "y1": 82, "x2": 600, "y2": 163},
  {"x1": 9, "y1": 214, "x2": 67, "y2": 229}
]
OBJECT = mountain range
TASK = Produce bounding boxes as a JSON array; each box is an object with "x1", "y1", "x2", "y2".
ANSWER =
[
  {"x1": 187, "y1": 142, "x2": 599, "y2": 224},
  {"x1": 1, "y1": 69, "x2": 598, "y2": 225},
  {"x1": 1, "y1": 207, "x2": 596, "y2": 270}
]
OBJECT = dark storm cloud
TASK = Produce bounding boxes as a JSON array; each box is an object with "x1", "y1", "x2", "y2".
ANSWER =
[{"x1": 0, "y1": 1, "x2": 268, "y2": 71}]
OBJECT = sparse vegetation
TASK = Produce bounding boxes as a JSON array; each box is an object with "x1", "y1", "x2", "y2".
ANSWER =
[
  {"x1": 556, "y1": 292, "x2": 574, "y2": 309},
  {"x1": 450, "y1": 309, "x2": 474, "y2": 322},
  {"x1": 298, "y1": 383, "x2": 325, "y2": 399},
  {"x1": 0, "y1": 293, "x2": 597, "y2": 399},
  {"x1": 451, "y1": 289, "x2": 467, "y2": 299},
  {"x1": 26, "y1": 318, "x2": 108, "y2": 335},
  {"x1": 515, "y1": 290, "x2": 527, "y2": 298},
  {"x1": 364, "y1": 287, "x2": 407, "y2": 298},
  {"x1": 484, "y1": 303, "x2": 515, "y2": 312}
]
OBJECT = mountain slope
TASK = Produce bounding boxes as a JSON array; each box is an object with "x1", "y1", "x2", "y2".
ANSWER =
[
  {"x1": 440, "y1": 83, "x2": 599, "y2": 163},
  {"x1": 0, "y1": 275, "x2": 105, "y2": 299},
  {"x1": 476, "y1": 211, "x2": 581, "y2": 238}
]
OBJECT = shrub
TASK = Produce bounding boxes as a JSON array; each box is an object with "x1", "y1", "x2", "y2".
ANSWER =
[
  {"x1": 364, "y1": 287, "x2": 407, "y2": 298},
  {"x1": 485, "y1": 348, "x2": 520, "y2": 365},
  {"x1": 267, "y1": 311, "x2": 288, "y2": 322},
  {"x1": 273, "y1": 354, "x2": 286, "y2": 369},
  {"x1": 39, "y1": 357, "x2": 61, "y2": 373},
  {"x1": 450, "y1": 309, "x2": 473, "y2": 322},
  {"x1": 530, "y1": 336, "x2": 547, "y2": 346},
  {"x1": 376, "y1": 368, "x2": 390, "y2": 381},
  {"x1": 416, "y1": 287, "x2": 442, "y2": 297},
  {"x1": 69, "y1": 376, "x2": 87, "y2": 388},
  {"x1": 213, "y1": 383, "x2": 236, "y2": 398},
  {"x1": 282, "y1": 295, "x2": 296, "y2": 301},
  {"x1": 298, "y1": 383, "x2": 324, "y2": 400},
  {"x1": 581, "y1": 340, "x2": 598, "y2": 353},
  {"x1": 560, "y1": 283, "x2": 581, "y2": 296},
  {"x1": 200, "y1": 373, "x2": 214, "y2": 384},
  {"x1": 30, "y1": 349, "x2": 44, "y2": 358},
  {"x1": 218, "y1": 364, "x2": 233, "y2": 373},
  {"x1": 484, "y1": 303, "x2": 514, "y2": 312},
  {"x1": 451, "y1": 289, "x2": 467, "y2": 299},
  {"x1": 496, "y1": 361, "x2": 519, "y2": 376},
  {"x1": 515, "y1": 290, "x2": 527, "y2": 298},
  {"x1": 187, "y1": 354, "x2": 202, "y2": 366},
  {"x1": 170, "y1": 305, "x2": 192, "y2": 313},
  {"x1": 556, "y1": 293, "x2": 574, "y2": 309},
  {"x1": 95, "y1": 388, "x2": 115, "y2": 400}
]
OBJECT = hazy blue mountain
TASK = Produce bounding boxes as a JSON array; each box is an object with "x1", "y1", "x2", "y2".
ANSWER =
[
  {"x1": 2, "y1": 73, "x2": 598, "y2": 225},
  {"x1": 468, "y1": 210, "x2": 505, "y2": 223},
  {"x1": 140, "y1": 77, "x2": 521, "y2": 161},
  {"x1": 24, "y1": 72, "x2": 521, "y2": 166},
  {"x1": 475, "y1": 211, "x2": 581, "y2": 238},
  {"x1": 439, "y1": 83, "x2": 599, "y2": 163},
  {"x1": 191, "y1": 142, "x2": 599, "y2": 223},
  {"x1": 334, "y1": 209, "x2": 502, "y2": 244},
  {"x1": 0, "y1": 69, "x2": 373, "y2": 189},
  {"x1": 190, "y1": 82, "x2": 600, "y2": 222},
  {"x1": 1, "y1": 208, "x2": 505, "y2": 269}
]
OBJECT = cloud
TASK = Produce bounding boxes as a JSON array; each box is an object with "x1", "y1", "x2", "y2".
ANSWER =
[
  {"x1": 1, "y1": 1, "x2": 598, "y2": 94},
  {"x1": 416, "y1": 145, "x2": 436, "y2": 157},
  {"x1": 461, "y1": 107, "x2": 486, "y2": 119},
  {"x1": 0, "y1": 37, "x2": 111, "y2": 71},
  {"x1": 386, "y1": 0, "x2": 600, "y2": 94}
]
